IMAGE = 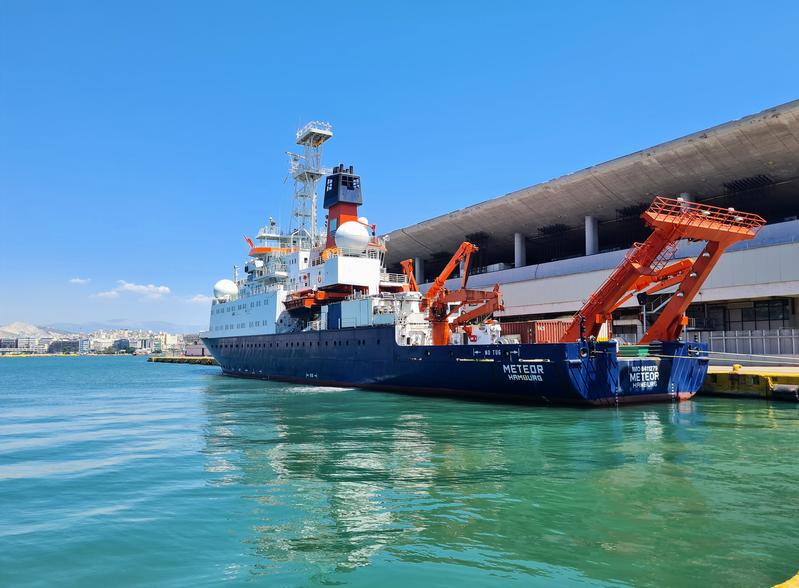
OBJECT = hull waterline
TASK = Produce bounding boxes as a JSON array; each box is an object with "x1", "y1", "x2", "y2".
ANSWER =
[{"x1": 202, "y1": 326, "x2": 709, "y2": 407}]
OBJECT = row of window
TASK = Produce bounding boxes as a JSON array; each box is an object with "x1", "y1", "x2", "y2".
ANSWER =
[
  {"x1": 209, "y1": 338, "x2": 380, "y2": 350},
  {"x1": 688, "y1": 299, "x2": 792, "y2": 331},
  {"x1": 214, "y1": 304, "x2": 244, "y2": 315},
  {"x1": 211, "y1": 323, "x2": 247, "y2": 331},
  {"x1": 216, "y1": 300, "x2": 271, "y2": 315},
  {"x1": 212, "y1": 320, "x2": 268, "y2": 331}
]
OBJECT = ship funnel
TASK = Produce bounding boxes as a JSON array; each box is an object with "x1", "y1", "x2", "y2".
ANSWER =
[{"x1": 323, "y1": 163, "x2": 364, "y2": 248}]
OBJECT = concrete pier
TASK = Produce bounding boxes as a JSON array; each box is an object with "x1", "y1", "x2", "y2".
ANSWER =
[
  {"x1": 148, "y1": 356, "x2": 218, "y2": 366},
  {"x1": 701, "y1": 365, "x2": 799, "y2": 401}
]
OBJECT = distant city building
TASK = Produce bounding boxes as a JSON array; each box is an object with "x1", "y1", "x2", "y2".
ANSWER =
[
  {"x1": 35, "y1": 338, "x2": 53, "y2": 354},
  {"x1": 48, "y1": 340, "x2": 79, "y2": 354},
  {"x1": 16, "y1": 337, "x2": 37, "y2": 351},
  {"x1": 0, "y1": 324, "x2": 189, "y2": 355},
  {"x1": 112, "y1": 339, "x2": 131, "y2": 352},
  {"x1": 90, "y1": 338, "x2": 114, "y2": 352}
]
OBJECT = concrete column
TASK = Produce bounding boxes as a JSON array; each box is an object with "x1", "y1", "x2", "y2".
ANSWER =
[
  {"x1": 585, "y1": 215, "x2": 599, "y2": 256},
  {"x1": 414, "y1": 257, "x2": 425, "y2": 284},
  {"x1": 514, "y1": 232, "x2": 526, "y2": 268}
]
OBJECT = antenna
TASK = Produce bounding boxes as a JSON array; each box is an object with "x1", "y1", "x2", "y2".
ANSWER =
[{"x1": 288, "y1": 121, "x2": 333, "y2": 248}]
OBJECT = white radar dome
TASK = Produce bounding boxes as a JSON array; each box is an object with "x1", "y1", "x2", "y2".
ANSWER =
[
  {"x1": 213, "y1": 279, "x2": 238, "y2": 300},
  {"x1": 334, "y1": 220, "x2": 370, "y2": 250},
  {"x1": 357, "y1": 216, "x2": 369, "y2": 225}
]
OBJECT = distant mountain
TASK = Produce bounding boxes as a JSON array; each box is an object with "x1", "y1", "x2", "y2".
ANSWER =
[
  {"x1": 0, "y1": 321, "x2": 73, "y2": 339},
  {"x1": 44, "y1": 320, "x2": 206, "y2": 334}
]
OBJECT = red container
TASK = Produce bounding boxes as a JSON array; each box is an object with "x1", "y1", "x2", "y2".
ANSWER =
[
  {"x1": 501, "y1": 320, "x2": 569, "y2": 344},
  {"x1": 500, "y1": 321, "x2": 534, "y2": 343},
  {"x1": 530, "y1": 320, "x2": 570, "y2": 343}
]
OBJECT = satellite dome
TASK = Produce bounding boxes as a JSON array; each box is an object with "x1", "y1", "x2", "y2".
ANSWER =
[
  {"x1": 213, "y1": 279, "x2": 238, "y2": 300},
  {"x1": 357, "y1": 216, "x2": 369, "y2": 225},
  {"x1": 334, "y1": 221, "x2": 370, "y2": 250}
]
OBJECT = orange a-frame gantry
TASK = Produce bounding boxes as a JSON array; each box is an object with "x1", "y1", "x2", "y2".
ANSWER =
[
  {"x1": 402, "y1": 243, "x2": 504, "y2": 345},
  {"x1": 560, "y1": 197, "x2": 766, "y2": 344}
]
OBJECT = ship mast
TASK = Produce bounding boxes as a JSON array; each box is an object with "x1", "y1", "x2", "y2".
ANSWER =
[{"x1": 287, "y1": 121, "x2": 333, "y2": 249}]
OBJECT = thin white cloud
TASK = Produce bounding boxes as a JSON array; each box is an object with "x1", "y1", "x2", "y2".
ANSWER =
[
  {"x1": 186, "y1": 294, "x2": 213, "y2": 304},
  {"x1": 93, "y1": 280, "x2": 171, "y2": 301},
  {"x1": 69, "y1": 277, "x2": 91, "y2": 285},
  {"x1": 116, "y1": 280, "x2": 170, "y2": 299}
]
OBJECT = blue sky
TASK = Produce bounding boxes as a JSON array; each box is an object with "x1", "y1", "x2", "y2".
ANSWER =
[{"x1": 1, "y1": 0, "x2": 798, "y2": 329}]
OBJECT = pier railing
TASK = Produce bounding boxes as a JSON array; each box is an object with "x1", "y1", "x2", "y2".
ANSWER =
[
  {"x1": 690, "y1": 328, "x2": 799, "y2": 356},
  {"x1": 380, "y1": 272, "x2": 408, "y2": 284},
  {"x1": 310, "y1": 247, "x2": 382, "y2": 266}
]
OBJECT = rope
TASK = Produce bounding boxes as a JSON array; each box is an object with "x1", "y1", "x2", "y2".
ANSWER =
[
  {"x1": 649, "y1": 353, "x2": 799, "y2": 365},
  {"x1": 696, "y1": 350, "x2": 799, "y2": 362}
]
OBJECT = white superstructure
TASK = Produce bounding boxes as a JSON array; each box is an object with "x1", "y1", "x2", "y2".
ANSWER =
[{"x1": 202, "y1": 124, "x2": 502, "y2": 347}]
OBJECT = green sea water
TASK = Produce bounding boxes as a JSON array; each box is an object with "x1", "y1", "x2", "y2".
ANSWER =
[{"x1": 1, "y1": 356, "x2": 798, "y2": 587}]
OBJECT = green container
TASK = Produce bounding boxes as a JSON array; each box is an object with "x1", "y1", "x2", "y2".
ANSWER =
[{"x1": 618, "y1": 345, "x2": 651, "y2": 358}]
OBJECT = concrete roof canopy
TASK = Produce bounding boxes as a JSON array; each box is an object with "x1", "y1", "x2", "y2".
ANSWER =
[{"x1": 384, "y1": 99, "x2": 799, "y2": 266}]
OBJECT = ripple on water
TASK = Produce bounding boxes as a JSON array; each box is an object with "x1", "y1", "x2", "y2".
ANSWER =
[{"x1": 1, "y1": 357, "x2": 798, "y2": 588}]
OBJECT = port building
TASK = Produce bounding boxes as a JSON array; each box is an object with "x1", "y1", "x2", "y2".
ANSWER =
[{"x1": 384, "y1": 99, "x2": 799, "y2": 351}]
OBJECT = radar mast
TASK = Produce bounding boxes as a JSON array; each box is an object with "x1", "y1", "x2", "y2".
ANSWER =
[{"x1": 287, "y1": 121, "x2": 332, "y2": 248}]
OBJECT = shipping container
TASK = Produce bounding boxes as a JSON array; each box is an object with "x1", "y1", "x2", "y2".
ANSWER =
[{"x1": 500, "y1": 320, "x2": 570, "y2": 344}]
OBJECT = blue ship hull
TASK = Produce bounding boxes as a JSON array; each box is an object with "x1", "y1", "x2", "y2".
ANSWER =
[{"x1": 201, "y1": 325, "x2": 708, "y2": 406}]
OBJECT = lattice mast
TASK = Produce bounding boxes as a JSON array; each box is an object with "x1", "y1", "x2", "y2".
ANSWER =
[{"x1": 287, "y1": 121, "x2": 333, "y2": 248}]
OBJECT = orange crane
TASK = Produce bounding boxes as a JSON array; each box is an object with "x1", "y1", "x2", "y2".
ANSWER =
[
  {"x1": 609, "y1": 258, "x2": 694, "y2": 313},
  {"x1": 402, "y1": 243, "x2": 504, "y2": 345},
  {"x1": 560, "y1": 197, "x2": 766, "y2": 344},
  {"x1": 399, "y1": 259, "x2": 419, "y2": 292},
  {"x1": 423, "y1": 242, "x2": 479, "y2": 310},
  {"x1": 444, "y1": 284, "x2": 504, "y2": 330}
]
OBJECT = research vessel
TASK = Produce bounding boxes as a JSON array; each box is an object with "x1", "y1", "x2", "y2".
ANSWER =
[{"x1": 200, "y1": 122, "x2": 766, "y2": 406}]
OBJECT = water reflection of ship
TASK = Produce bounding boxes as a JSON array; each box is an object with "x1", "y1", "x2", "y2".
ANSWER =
[
  {"x1": 200, "y1": 379, "x2": 716, "y2": 584},
  {"x1": 201, "y1": 379, "x2": 440, "y2": 573}
]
